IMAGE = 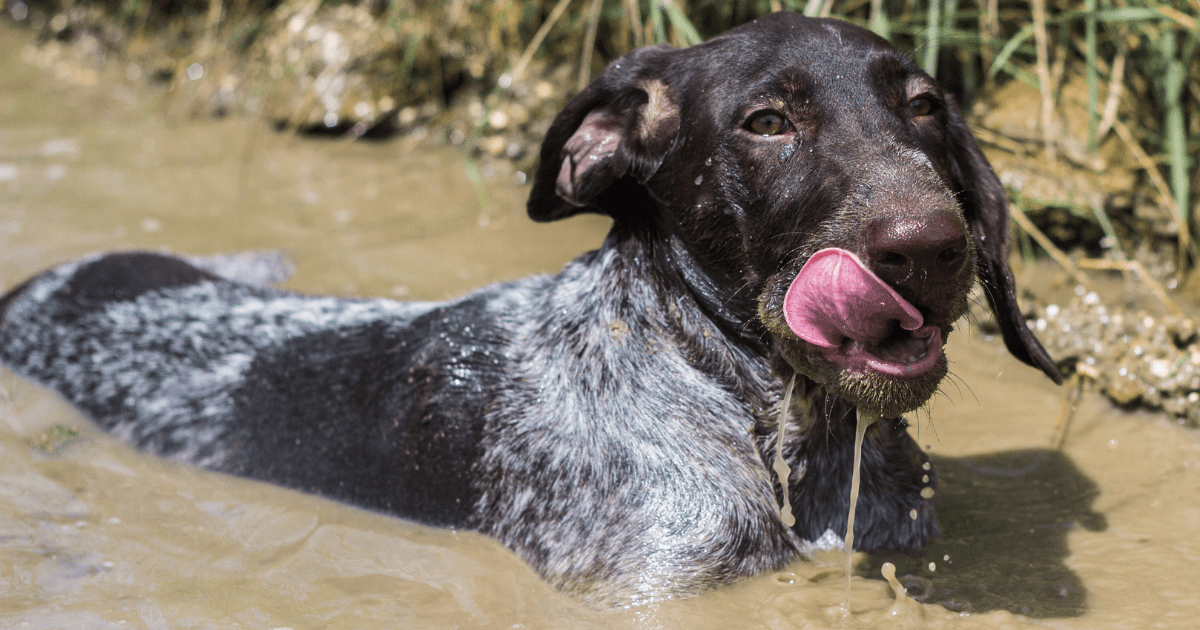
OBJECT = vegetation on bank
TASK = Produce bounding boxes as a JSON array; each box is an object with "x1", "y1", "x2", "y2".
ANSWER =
[{"x1": 5, "y1": 0, "x2": 1200, "y2": 274}]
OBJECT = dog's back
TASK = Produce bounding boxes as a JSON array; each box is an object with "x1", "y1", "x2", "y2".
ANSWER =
[{"x1": 0, "y1": 251, "x2": 482, "y2": 523}]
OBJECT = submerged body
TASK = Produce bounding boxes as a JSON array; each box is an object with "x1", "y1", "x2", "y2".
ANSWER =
[{"x1": 0, "y1": 247, "x2": 934, "y2": 603}]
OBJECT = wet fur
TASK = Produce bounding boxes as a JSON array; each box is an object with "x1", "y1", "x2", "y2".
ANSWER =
[{"x1": 0, "y1": 14, "x2": 1057, "y2": 606}]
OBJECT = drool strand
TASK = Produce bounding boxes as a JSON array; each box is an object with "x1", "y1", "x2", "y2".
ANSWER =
[
  {"x1": 772, "y1": 374, "x2": 797, "y2": 527},
  {"x1": 843, "y1": 407, "x2": 880, "y2": 610}
]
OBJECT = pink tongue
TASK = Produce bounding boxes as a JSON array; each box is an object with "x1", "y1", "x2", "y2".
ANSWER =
[{"x1": 783, "y1": 248, "x2": 923, "y2": 348}]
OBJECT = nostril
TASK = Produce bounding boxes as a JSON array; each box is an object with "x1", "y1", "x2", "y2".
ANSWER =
[
  {"x1": 876, "y1": 252, "x2": 909, "y2": 270},
  {"x1": 866, "y1": 214, "x2": 969, "y2": 287},
  {"x1": 868, "y1": 249, "x2": 914, "y2": 285},
  {"x1": 935, "y1": 245, "x2": 965, "y2": 271}
]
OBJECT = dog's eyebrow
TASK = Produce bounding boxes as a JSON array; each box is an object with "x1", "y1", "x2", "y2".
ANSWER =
[
  {"x1": 905, "y1": 76, "x2": 940, "y2": 97},
  {"x1": 863, "y1": 56, "x2": 938, "y2": 107},
  {"x1": 638, "y1": 79, "x2": 678, "y2": 139},
  {"x1": 737, "y1": 67, "x2": 818, "y2": 106}
]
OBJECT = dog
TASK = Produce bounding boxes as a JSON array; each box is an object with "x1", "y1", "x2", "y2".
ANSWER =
[{"x1": 0, "y1": 13, "x2": 1059, "y2": 606}]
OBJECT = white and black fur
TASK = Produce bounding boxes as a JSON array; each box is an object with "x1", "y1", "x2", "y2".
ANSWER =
[{"x1": 0, "y1": 14, "x2": 1058, "y2": 606}]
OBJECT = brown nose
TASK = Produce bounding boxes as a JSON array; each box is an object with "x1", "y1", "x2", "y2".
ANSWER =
[{"x1": 865, "y1": 213, "x2": 969, "y2": 289}]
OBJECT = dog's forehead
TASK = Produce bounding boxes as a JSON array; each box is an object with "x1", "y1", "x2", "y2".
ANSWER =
[
  {"x1": 693, "y1": 15, "x2": 918, "y2": 104},
  {"x1": 723, "y1": 12, "x2": 892, "y2": 52}
]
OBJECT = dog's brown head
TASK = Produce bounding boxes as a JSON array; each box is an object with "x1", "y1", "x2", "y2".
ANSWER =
[{"x1": 528, "y1": 12, "x2": 1059, "y2": 418}]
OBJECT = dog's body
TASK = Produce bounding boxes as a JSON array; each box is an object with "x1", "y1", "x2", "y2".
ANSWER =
[{"x1": 0, "y1": 14, "x2": 1057, "y2": 605}]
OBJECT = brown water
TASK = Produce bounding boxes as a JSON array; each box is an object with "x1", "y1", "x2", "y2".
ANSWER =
[{"x1": 3, "y1": 23, "x2": 1200, "y2": 630}]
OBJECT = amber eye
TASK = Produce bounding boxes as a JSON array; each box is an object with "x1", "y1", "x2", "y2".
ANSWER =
[
  {"x1": 747, "y1": 111, "x2": 788, "y2": 136},
  {"x1": 908, "y1": 96, "x2": 934, "y2": 117}
]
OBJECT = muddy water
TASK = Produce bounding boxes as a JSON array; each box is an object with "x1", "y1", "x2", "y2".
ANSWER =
[{"x1": 3, "y1": 23, "x2": 1199, "y2": 630}]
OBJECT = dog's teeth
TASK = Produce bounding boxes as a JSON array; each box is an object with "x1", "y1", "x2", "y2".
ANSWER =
[{"x1": 883, "y1": 348, "x2": 931, "y2": 364}]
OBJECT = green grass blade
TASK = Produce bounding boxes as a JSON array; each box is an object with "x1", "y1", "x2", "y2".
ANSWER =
[
  {"x1": 1090, "y1": 200, "x2": 1121, "y2": 253},
  {"x1": 923, "y1": 0, "x2": 942, "y2": 77},
  {"x1": 1161, "y1": 29, "x2": 1191, "y2": 257},
  {"x1": 989, "y1": 22, "x2": 1034, "y2": 78},
  {"x1": 650, "y1": 0, "x2": 668, "y2": 45},
  {"x1": 399, "y1": 24, "x2": 422, "y2": 85},
  {"x1": 1085, "y1": 0, "x2": 1098, "y2": 153},
  {"x1": 663, "y1": 0, "x2": 703, "y2": 46},
  {"x1": 1092, "y1": 8, "x2": 1166, "y2": 23},
  {"x1": 869, "y1": 0, "x2": 890, "y2": 40}
]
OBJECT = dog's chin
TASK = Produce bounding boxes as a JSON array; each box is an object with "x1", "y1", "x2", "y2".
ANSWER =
[
  {"x1": 776, "y1": 334, "x2": 948, "y2": 419},
  {"x1": 829, "y1": 358, "x2": 947, "y2": 418}
]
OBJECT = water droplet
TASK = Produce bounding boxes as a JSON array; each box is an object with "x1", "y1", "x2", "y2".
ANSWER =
[{"x1": 694, "y1": 174, "x2": 703, "y2": 185}]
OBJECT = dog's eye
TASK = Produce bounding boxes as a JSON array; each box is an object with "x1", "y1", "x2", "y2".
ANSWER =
[
  {"x1": 747, "y1": 111, "x2": 789, "y2": 136},
  {"x1": 907, "y1": 96, "x2": 934, "y2": 118}
]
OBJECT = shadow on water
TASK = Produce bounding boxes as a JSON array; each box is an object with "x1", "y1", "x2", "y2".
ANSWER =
[{"x1": 865, "y1": 448, "x2": 1106, "y2": 618}]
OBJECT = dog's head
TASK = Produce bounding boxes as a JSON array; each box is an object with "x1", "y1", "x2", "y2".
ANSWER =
[{"x1": 528, "y1": 12, "x2": 1059, "y2": 418}]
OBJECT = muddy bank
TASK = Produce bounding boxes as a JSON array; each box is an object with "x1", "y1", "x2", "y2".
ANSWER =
[{"x1": 5, "y1": 0, "x2": 591, "y2": 177}]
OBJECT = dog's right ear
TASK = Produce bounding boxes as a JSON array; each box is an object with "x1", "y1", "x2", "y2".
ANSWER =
[
  {"x1": 943, "y1": 97, "x2": 1062, "y2": 384},
  {"x1": 528, "y1": 46, "x2": 680, "y2": 222}
]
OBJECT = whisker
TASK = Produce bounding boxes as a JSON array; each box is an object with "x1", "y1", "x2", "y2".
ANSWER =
[{"x1": 944, "y1": 368, "x2": 979, "y2": 406}]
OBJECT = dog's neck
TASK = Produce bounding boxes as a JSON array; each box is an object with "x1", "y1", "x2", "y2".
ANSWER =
[
  {"x1": 581, "y1": 219, "x2": 781, "y2": 416},
  {"x1": 604, "y1": 210, "x2": 764, "y2": 331}
]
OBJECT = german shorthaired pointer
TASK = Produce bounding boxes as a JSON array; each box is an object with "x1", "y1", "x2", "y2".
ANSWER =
[{"x1": 0, "y1": 12, "x2": 1058, "y2": 606}]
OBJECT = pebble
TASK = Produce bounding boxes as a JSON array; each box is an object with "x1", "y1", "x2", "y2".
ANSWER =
[{"x1": 1034, "y1": 288, "x2": 1199, "y2": 426}]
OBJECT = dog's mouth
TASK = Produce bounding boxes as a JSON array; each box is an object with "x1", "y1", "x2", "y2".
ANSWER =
[
  {"x1": 829, "y1": 322, "x2": 942, "y2": 377},
  {"x1": 782, "y1": 248, "x2": 944, "y2": 378}
]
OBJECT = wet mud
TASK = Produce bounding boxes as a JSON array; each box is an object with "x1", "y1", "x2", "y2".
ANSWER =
[{"x1": 2, "y1": 20, "x2": 1199, "y2": 630}]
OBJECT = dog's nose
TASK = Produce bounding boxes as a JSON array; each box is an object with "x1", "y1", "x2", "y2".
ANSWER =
[{"x1": 865, "y1": 213, "x2": 969, "y2": 288}]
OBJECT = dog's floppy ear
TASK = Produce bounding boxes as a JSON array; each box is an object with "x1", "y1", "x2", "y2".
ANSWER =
[
  {"x1": 944, "y1": 98, "x2": 1062, "y2": 384},
  {"x1": 528, "y1": 45, "x2": 680, "y2": 222}
]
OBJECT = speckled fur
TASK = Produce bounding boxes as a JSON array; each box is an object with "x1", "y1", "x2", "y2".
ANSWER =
[{"x1": 0, "y1": 13, "x2": 1057, "y2": 607}]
